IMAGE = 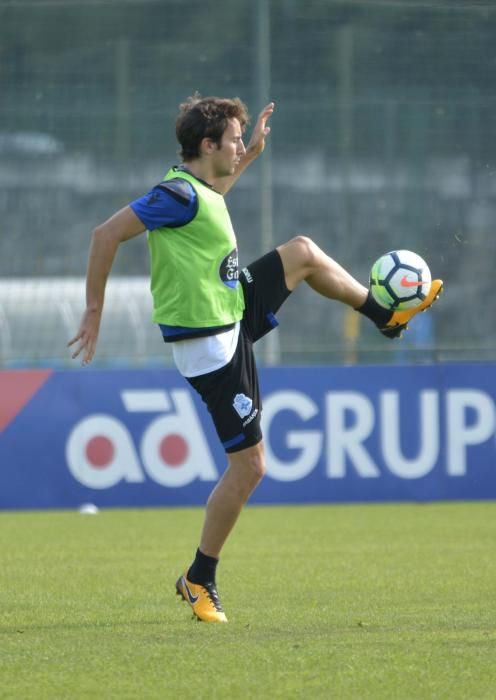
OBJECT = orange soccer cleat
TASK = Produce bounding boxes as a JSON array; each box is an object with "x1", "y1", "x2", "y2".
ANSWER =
[
  {"x1": 176, "y1": 572, "x2": 228, "y2": 623},
  {"x1": 380, "y1": 279, "x2": 444, "y2": 339}
]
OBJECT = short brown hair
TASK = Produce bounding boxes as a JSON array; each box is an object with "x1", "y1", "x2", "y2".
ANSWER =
[{"x1": 176, "y1": 94, "x2": 250, "y2": 161}]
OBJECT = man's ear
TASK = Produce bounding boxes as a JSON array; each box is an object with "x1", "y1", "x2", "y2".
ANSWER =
[{"x1": 200, "y1": 137, "x2": 217, "y2": 155}]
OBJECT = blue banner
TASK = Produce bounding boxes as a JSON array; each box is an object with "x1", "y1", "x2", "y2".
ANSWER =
[{"x1": 0, "y1": 364, "x2": 495, "y2": 510}]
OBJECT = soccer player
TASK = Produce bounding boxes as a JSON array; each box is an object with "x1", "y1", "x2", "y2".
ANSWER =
[{"x1": 69, "y1": 96, "x2": 442, "y2": 622}]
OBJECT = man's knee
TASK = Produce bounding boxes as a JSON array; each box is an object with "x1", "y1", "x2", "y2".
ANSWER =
[
  {"x1": 246, "y1": 448, "x2": 266, "y2": 482},
  {"x1": 277, "y1": 235, "x2": 322, "y2": 290},
  {"x1": 287, "y1": 235, "x2": 319, "y2": 266},
  {"x1": 229, "y1": 442, "x2": 266, "y2": 488}
]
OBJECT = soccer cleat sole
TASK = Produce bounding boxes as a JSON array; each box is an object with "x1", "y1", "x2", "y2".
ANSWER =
[
  {"x1": 383, "y1": 280, "x2": 443, "y2": 336},
  {"x1": 406, "y1": 281, "x2": 443, "y2": 324}
]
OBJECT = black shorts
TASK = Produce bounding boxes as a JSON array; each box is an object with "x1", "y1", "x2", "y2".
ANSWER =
[{"x1": 187, "y1": 249, "x2": 291, "y2": 453}]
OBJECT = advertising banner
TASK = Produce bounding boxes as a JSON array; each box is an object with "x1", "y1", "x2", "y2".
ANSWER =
[{"x1": 0, "y1": 364, "x2": 495, "y2": 510}]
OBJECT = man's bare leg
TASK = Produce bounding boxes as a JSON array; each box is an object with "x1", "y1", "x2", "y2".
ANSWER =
[
  {"x1": 176, "y1": 442, "x2": 265, "y2": 622},
  {"x1": 277, "y1": 235, "x2": 368, "y2": 305},
  {"x1": 276, "y1": 236, "x2": 443, "y2": 338},
  {"x1": 199, "y1": 441, "x2": 265, "y2": 558}
]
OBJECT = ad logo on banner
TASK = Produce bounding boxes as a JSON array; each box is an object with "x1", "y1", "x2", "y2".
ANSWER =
[{"x1": 66, "y1": 389, "x2": 218, "y2": 489}]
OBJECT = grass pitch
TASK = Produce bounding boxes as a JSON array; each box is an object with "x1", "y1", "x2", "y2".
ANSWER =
[{"x1": 1, "y1": 502, "x2": 495, "y2": 699}]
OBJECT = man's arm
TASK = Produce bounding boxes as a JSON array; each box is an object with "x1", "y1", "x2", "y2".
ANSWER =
[
  {"x1": 68, "y1": 205, "x2": 146, "y2": 364},
  {"x1": 213, "y1": 102, "x2": 274, "y2": 195}
]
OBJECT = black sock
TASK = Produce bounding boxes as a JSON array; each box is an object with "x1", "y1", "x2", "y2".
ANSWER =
[
  {"x1": 187, "y1": 548, "x2": 219, "y2": 586},
  {"x1": 356, "y1": 290, "x2": 393, "y2": 327}
]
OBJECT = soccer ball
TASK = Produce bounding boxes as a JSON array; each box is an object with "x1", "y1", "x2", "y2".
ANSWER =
[{"x1": 370, "y1": 250, "x2": 432, "y2": 310}]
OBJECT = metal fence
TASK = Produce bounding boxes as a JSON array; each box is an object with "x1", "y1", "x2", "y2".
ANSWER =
[{"x1": 1, "y1": 0, "x2": 495, "y2": 366}]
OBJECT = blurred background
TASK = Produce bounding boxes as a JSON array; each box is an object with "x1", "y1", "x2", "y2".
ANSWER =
[{"x1": 1, "y1": 0, "x2": 495, "y2": 368}]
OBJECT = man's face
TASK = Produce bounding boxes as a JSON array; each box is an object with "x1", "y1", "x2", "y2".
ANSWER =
[{"x1": 211, "y1": 118, "x2": 246, "y2": 177}]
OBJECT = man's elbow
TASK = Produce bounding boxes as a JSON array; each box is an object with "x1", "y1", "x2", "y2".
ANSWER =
[{"x1": 92, "y1": 220, "x2": 121, "y2": 246}]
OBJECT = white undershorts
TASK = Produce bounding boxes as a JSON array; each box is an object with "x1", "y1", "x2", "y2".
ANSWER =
[{"x1": 171, "y1": 322, "x2": 240, "y2": 378}]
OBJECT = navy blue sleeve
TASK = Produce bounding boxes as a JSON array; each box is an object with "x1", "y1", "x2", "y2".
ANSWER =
[{"x1": 129, "y1": 178, "x2": 198, "y2": 230}]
